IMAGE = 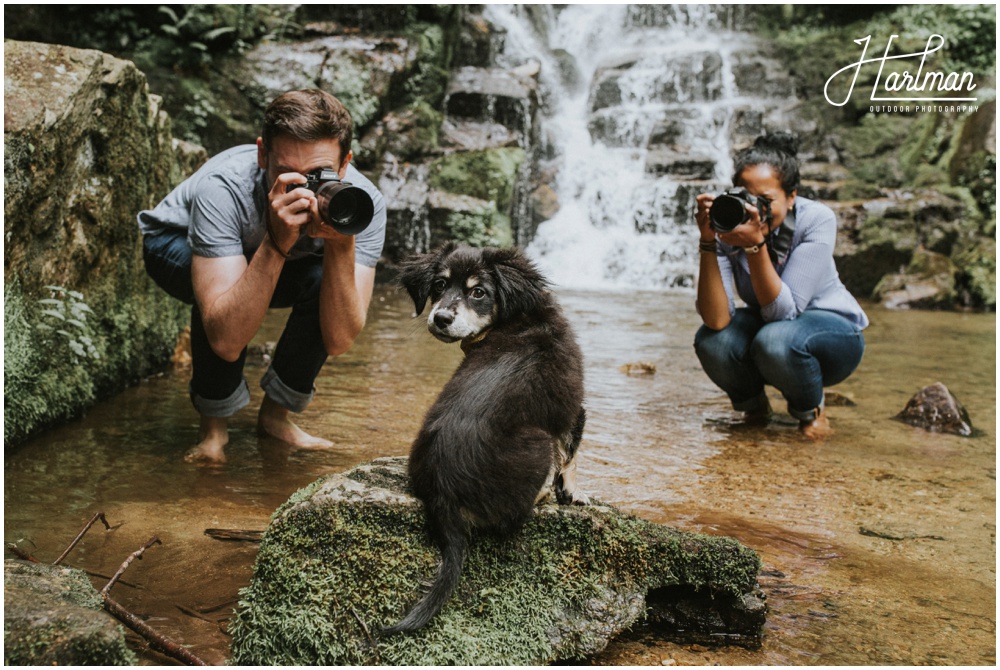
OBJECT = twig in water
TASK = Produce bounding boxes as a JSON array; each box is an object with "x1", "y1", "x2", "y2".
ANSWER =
[
  {"x1": 98, "y1": 536, "x2": 208, "y2": 666},
  {"x1": 6, "y1": 543, "x2": 40, "y2": 562},
  {"x1": 54, "y1": 512, "x2": 113, "y2": 565},
  {"x1": 103, "y1": 595, "x2": 207, "y2": 666},
  {"x1": 101, "y1": 536, "x2": 161, "y2": 597}
]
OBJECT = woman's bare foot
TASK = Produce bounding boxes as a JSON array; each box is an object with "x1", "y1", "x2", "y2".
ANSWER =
[
  {"x1": 185, "y1": 415, "x2": 229, "y2": 465},
  {"x1": 257, "y1": 396, "x2": 333, "y2": 448},
  {"x1": 799, "y1": 406, "x2": 834, "y2": 440}
]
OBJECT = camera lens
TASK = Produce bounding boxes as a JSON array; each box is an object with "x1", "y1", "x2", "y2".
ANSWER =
[
  {"x1": 709, "y1": 194, "x2": 748, "y2": 233},
  {"x1": 314, "y1": 181, "x2": 375, "y2": 236}
]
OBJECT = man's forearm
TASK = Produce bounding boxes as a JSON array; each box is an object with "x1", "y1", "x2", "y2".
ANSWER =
[
  {"x1": 195, "y1": 239, "x2": 287, "y2": 362},
  {"x1": 319, "y1": 237, "x2": 368, "y2": 356}
]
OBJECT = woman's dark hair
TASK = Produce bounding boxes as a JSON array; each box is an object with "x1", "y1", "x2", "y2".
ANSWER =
[{"x1": 733, "y1": 131, "x2": 800, "y2": 195}]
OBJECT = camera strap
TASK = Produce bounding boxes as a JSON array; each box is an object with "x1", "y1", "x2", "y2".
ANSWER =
[{"x1": 768, "y1": 207, "x2": 796, "y2": 269}]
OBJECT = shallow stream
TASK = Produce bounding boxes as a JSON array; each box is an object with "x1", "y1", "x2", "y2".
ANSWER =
[{"x1": 4, "y1": 286, "x2": 995, "y2": 665}]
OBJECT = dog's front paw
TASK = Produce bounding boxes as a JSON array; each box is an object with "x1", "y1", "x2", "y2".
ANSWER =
[{"x1": 555, "y1": 485, "x2": 590, "y2": 506}]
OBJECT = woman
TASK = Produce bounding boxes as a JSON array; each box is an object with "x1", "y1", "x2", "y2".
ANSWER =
[{"x1": 694, "y1": 132, "x2": 868, "y2": 439}]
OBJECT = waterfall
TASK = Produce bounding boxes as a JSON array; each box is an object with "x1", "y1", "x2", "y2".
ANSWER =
[{"x1": 483, "y1": 4, "x2": 793, "y2": 290}]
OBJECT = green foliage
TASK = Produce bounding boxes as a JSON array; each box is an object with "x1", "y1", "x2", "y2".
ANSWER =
[
  {"x1": 35, "y1": 286, "x2": 103, "y2": 364},
  {"x1": 4, "y1": 283, "x2": 98, "y2": 446}
]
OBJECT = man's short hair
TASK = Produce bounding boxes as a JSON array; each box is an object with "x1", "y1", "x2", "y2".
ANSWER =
[{"x1": 261, "y1": 89, "x2": 353, "y2": 159}]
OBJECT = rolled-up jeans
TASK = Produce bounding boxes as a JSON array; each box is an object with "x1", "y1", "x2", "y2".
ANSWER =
[
  {"x1": 694, "y1": 308, "x2": 865, "y2": 422},
  {"x1": 142, "y1": 228, "x2": 328, "y2": 417}
]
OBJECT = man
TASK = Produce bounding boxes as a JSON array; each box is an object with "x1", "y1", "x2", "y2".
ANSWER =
[{"x1": 138, "y1": 89, "x2": 386, "y2": 463}]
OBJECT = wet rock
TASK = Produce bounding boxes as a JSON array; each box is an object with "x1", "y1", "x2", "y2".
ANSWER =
[
  {"x1": 357, "y1": 102, "x2": 443, "y2": 168},
  {"x1": 445, "y1": 66, "x2": 539, "y2": 136},
  {"x1": 4, "y1": 559, "x2": 136, "y2": 665},
  {"x1": 239, "y1": 35, "x2": 420, "y2": 131},
  {"x1": 229, "y1": 457, "x2": 766, "y2": 665},
  {"x1": 645, "y1": 147, "x2": 717, "y2": 180},
  {"x1": 4, "y1": 41, "x2": 190, "y2": 446},
  {"x1": 896, "y1": 382, "x2": 974, "y2": 437},
  {"x1": 873, "y1": 248, "x2": 957, "y2": 310}
]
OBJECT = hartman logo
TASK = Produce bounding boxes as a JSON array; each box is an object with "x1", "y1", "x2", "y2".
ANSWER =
[{"x1": 825, "y1": 34, "x2": 978, "y2": 112}]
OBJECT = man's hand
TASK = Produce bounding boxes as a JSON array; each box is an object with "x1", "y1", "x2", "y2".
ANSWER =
[{"x1": 266, "y1": 173, "x2": 319, "y2": 255}]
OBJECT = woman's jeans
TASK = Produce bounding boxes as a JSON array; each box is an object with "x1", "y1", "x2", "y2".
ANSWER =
[
  {"x1": 694, "y1": 308, "x2": 865, "y2": 422},
  {"x1": 143, "y1": 229, "x2": 328, "y2": 418}
]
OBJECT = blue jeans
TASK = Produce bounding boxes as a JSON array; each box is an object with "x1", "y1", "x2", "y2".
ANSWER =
[
  {"x1": 694, "y1": 308, "x2": 865, "y2": 422},
  {"x1": 143, "y1": 229, "x2": 328, "y2": 417}
]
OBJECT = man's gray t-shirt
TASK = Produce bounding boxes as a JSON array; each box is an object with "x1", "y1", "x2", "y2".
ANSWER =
[{"x1": 137, "y1": 144, "x2": 386, "y2": 267}]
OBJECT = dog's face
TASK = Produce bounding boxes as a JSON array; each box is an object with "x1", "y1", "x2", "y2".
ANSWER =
[
  {"x1": 398, "y1": 244, "x2": 548, "y2": 344},
  {"x1": 424, "y1": 262, "x2": 498, "y2": 343}
]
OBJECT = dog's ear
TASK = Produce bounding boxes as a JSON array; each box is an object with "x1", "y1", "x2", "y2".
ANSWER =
[
  {"x1": 397, "y1": 243, "x2": 456, "y2": 314},
  {"x1": 482, "y1": 247, "x2": 550, "y2": 321}
]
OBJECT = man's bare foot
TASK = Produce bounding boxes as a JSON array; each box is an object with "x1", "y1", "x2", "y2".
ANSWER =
[
  {"x1": 257, "y1": 396, "x2": 333, "y2": 448},
  {"x1": 185, "y1": 416, "x2": 229, "y2": 464},
  {"x1": 799, "y1": 406, "x2": 834, "y2": 440}
]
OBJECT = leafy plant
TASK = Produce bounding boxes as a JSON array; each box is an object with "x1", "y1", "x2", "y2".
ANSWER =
[{"x1": 35, "y1": 286, "x2": 101, "y2": 363}]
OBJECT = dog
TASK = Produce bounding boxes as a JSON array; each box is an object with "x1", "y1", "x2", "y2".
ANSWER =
[{"x1": 384, "y1": 243, "x2": 588, "y2": 634}]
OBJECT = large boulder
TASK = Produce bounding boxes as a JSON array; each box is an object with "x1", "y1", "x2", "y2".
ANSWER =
[
  {"x1": 4, "y1": 560, "x2": 136, "y2": 666},
  {"x1": 229, "y1": 457, "x2": 766, "y2": 665},
  {"x1": 4, "y1": 41, "x2": 191, "y2": 447}
]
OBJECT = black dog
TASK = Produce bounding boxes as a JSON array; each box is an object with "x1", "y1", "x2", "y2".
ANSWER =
[{"x1": 384, "y1": 243, "x2": 588, "y2": 634}]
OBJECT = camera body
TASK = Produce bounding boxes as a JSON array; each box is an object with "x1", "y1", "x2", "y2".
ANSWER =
[
  {"x1": 709, "y1": 187, "x2": 772, "y2": 233},
  {"x1": 289, "y1": 168, "x2": 375, "y2": 236}
]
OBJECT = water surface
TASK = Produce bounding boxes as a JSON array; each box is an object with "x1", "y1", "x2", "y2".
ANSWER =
[{"x1": 4, "y1": 286, "x2": 995, "y2": 665}]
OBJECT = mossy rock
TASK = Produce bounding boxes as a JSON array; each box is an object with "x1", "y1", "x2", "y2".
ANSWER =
[
  {"x1": 428, "y1": 148, "x2": 526, "y2": 212},
  {"x1": 4, "y1": 560, "x2": 137, "y2": 666},
  {"x1": 229, "y1": 457, "x2": 765, "y2": 665}
]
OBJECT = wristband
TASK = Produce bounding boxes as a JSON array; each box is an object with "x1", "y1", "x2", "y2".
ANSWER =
[
  {"x1": 698, "y1": 239, "x2": 717, "y2": 254},
  {"x1": 266, "y1": 225, "x2": 290, "y2": 258},
  {"x1": 743, "y1": 243, "x2": 765, "y2": 255}
]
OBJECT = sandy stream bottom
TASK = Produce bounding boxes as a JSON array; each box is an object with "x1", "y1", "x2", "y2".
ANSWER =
[{"x1": 4, "y1": 287, "x2": 994, "y2": 665}]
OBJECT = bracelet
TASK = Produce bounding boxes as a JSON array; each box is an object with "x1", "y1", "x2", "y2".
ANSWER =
[
  {"x1": 743, "y1": 242, "x2": 765, "y2": 255},
  {"x1": 266, "y1": 224, "x2": 290, "y2": 258},
  {"x1": 698, "y1": 239, "x2": 717, "y2": 254}
]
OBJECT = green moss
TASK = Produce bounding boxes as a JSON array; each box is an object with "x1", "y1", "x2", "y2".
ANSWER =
[
  {"x1": 230, "y1": 459, "x2": 763, "y2": 665},
  {"x1": 429, "y1": 148, "x2": 526, "y2": 211},
  {"x1": 4, "y1": 561, "x2": 137, "y2": 666}
]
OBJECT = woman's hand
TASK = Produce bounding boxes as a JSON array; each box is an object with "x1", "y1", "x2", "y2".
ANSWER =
[
  {"x1": 695, "y1": 193, "x2": 716, "y2": 241},
  {"x1": 717, "y1": 202, "x2": 769, "y2": 249}
]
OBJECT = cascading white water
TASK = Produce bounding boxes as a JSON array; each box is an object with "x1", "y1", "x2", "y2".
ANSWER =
[{"x1": 484, "y1": 5, "x2": 786, "y2": 290}]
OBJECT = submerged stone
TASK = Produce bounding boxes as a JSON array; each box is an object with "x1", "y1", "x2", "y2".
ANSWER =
[
  {"x1": 896, "y1": 382, "x2": 974, "y2": 436},
  {"x1": 229, "y1": 457, "x2": 766, "y2": 665},
  {"x1": 4, "y1": 560, "x2": 137, "y2": 666}
]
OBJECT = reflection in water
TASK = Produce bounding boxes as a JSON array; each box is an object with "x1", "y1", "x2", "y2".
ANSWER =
[{"x1": 4, "y1": 286, "x2": 995, "y2": 665}]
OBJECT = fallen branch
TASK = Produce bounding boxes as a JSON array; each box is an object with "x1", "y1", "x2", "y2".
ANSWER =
[
  {"x1": 6, "y1": 543, "x2": 40, "y2": 563},
  {"x1": 99, "y1": 536, "x2": 207, "y2": 666},
  {"x1": 103, "y1": 595, "x2": 207, "y2": 666},
  {"x1": 54, "y1": 512, "x2": 113, "y2": 566},
  {"x1": 101, "y1": 536, "x2": 161, "y2": 597},
  {"x1": 204, "y1": 528, "x2": 264, "y2": 542}
]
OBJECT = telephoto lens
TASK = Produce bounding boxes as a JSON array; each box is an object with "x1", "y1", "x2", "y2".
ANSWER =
[
  {"x1": 288, "y1": 169, "x2": 375, "y2": 236},
  {"x1": 313, "y1": 180, "x2": 375, "y2": 236}
]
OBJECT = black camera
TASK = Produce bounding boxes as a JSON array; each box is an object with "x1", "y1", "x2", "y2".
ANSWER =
[
  {"x1": 288, "y1": 168, "x2": 375, "y2": 236},
  {"x1": 709, "y1": 187, "x2": 772, "y2": 233}
]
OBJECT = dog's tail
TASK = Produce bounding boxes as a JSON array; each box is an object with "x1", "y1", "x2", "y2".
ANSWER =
[{"x1": 382, "y1": 508, "x2": 468, "y2": 635}]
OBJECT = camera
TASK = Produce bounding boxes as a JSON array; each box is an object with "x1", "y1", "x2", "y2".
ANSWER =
[
  {"x1": 709, "y1": 187, "x2": 772, "y2": 233},
  {"x1": 288, "y1": 168, "x2": 375, "y2": 236}
]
